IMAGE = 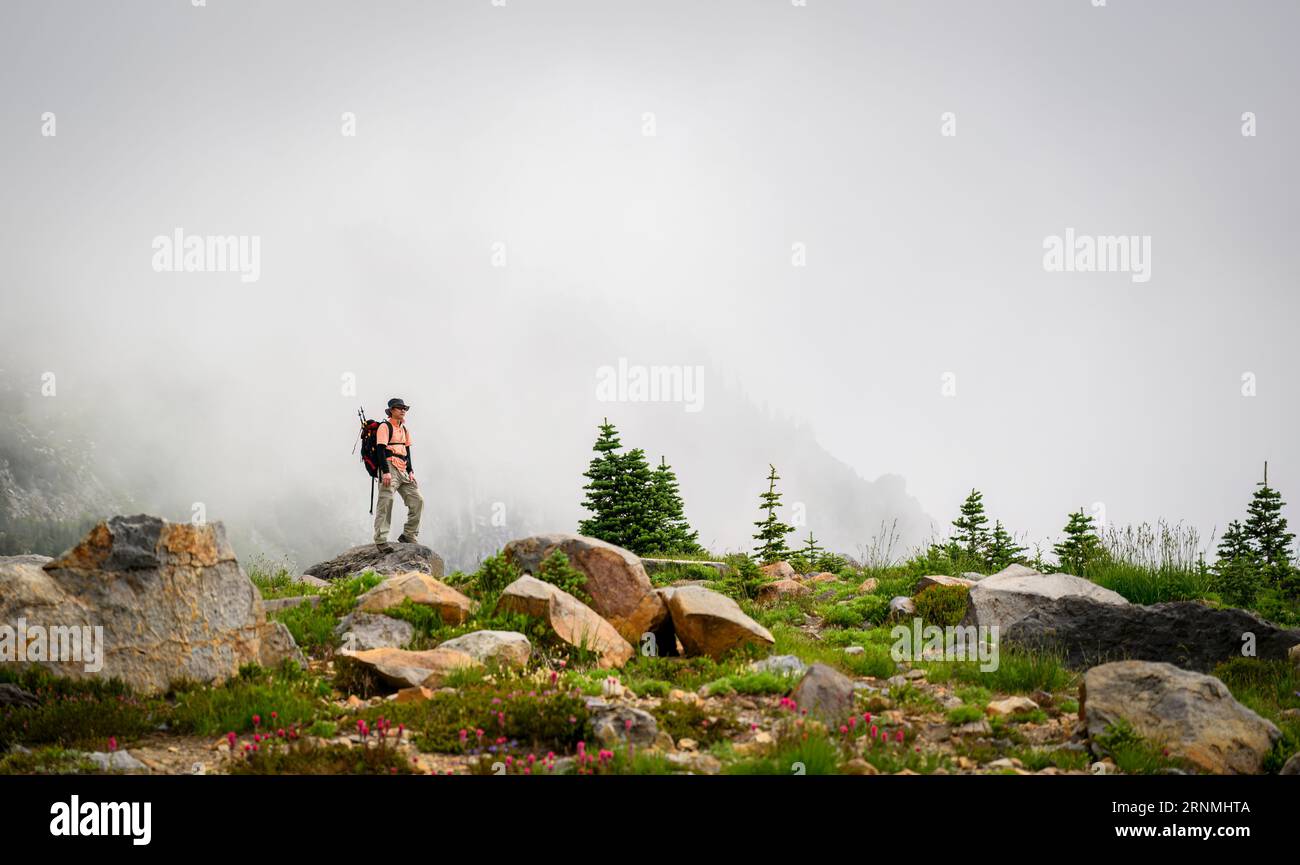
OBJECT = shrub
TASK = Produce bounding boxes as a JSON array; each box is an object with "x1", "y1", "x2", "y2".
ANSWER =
[
  {"x1": 913, "y1": 584, "x2": 970, "y2": 627},
  {"x1": 536, "y1": 551, "x2": 591, "y2": 605},
  {"x1": 945, "y1": 704, "x2": 984, "y2": 725}
]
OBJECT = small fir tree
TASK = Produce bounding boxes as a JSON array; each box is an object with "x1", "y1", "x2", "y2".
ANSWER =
[
  {"x1": 1053, "y1": 509, "x2": 1104, "y2": 576},
  {"x1": 752, "y1": 464, "x2": 795, "y2": 564},
  {"x1": 952, "y1": 489, "x2": 991, "y2": 558},
  {"x1": 985, "y1": 520, "x2": 1027, "y2": 572}
]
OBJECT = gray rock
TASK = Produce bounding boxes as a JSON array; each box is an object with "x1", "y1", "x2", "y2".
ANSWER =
[
  {"x1": 294, "y1": 574, "x2": 330, "y2": 588},
  {"x1": 262, "y1": 595, "x2": 322, "y2": 613},
  {"x1": 960, "y1": 571, "x2": 990, "y2": 582},
  {"x1": 591, "y1": 706, "x2": 659, "y2": 747},
  {"x1": 843, "y1": 646, "x2": 865, "y2": 656},
  {"x1": 86, "y1": 750, "x2": 148, "y2": 772},
  {"x1": 1005, "y1": 597, "x2": 1300, "y2": 672},
  {"x1": 1082, "y1": 660, "x2": 1281, "y2": 775},
  {"x1": 791, "y1": 663, "x2": 855, "y2": 723},
  {"x1": 335, "y1": 612, "x2": 415, "y2": 651},
  {"x1": 888, "y1": 596, "x2": 916, "y2": 619},
  {"x1": 304, "y1": 542, "x2": 444, "y2": 581},
  {"x1": 0, "y1": 515, "x2": 301, "y2": 693},
  {"x1": 640, "y1": 558, "x2": 732, "y2": 578},
  {"x1": 1280, "y1": 753, "x2": 1300, "y2": 775},
  {"x1": 436, "y1": 630, "x2": 531, "y2": 669},
  {"x1": 961, "y1": 570, "x2": 1127, "y2": 632},
  {"x1": 749, "y1": 654, "x2": 809, "y2": 678}
]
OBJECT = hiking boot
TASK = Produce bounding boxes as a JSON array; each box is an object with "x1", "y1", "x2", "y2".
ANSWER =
[
  {"x1": 397, "y1": 534, "x2": 417, "y2": 544},
  {"x1": 375, "y1": 541, "x2": 393, "y2": 553}
]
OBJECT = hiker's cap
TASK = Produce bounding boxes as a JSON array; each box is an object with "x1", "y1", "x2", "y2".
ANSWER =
[{"x1": 387, "y1": 398, "x2": 410, "y2": 411}]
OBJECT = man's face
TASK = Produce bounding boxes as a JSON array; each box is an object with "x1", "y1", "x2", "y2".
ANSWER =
[{"x1": 391, "y1": 407, "x2": 408, "y2": 422}]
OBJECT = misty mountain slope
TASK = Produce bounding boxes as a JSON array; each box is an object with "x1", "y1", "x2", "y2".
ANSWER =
[{"x1": 0, "y1": 374, "x2": 131, "y2": 554}]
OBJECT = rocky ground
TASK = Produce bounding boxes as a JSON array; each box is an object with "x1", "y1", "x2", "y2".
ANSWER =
[{"x1": 2, "y1": 517, "x2": 1299, "y2": 776}]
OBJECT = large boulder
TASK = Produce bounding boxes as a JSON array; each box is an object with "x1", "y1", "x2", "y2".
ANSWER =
[
  {"x1": 1006, "y1": 597, "x2": 1300, "y2": 672},
  {"x1": 915, "y1": 574, "x2": 977, "y2": 593},
  {"x1": 0, "y1": 515, "x2": 302, "y2": 693},
  {"x1": 760, "y1": 561, "x2": 796, "y2": 581},
  {"x1": 755, "y1": 579, "x2": 809, "y2": 605},
  {"x1": 335, "y1": 612, "x2": 414, "y2": 651},
  {"x1": 336, "y1": 646, "x2": 480, "y2": 689},
  {"x1": 662, "y1": 585, "x2": 774, "y2": 660},
  {"x1": 791, "y1": 663, "x2": 855, "y2": 723},
  {"x1": 304, "y1": 542, "x2": 443, "y2": 581},
  {"x1": 961, "y1": 570, "x2": 1127, "y2": 631},
  {"x1": 503, "y1": 533, "x2": 666, "y2": 644},
  {"x1": 1081, "y1": 661, "x2": 1282, "y2": 774},
  {"x1": 437, "y1": 630, "x2": 532, "y2": 669},
  {"x1": 495, "y1": 576, "x2": 634, "y2": 668},
  {"x1": 355, "y1": 572, "x2": 475, "y2": 623}
]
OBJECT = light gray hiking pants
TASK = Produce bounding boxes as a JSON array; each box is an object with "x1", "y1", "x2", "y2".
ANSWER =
[{"x1": 373, "y1": 464, "x2": 423, "y2": 543}]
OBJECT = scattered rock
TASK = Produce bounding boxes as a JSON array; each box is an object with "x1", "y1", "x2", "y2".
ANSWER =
[
  {"x1": 1280, "y1": 753, "x2": 1300, "y2": 775},
  {"x1": 843, "y1": 758, "x2": 879, "y2": 775},
  {"x1": 807, "y1": 572, "x2": 839, "y2": 584},
  {"x1": 915, "y1": 574, "x2": 977, "y2": 593},
  {"x1": 436, "y1": 630, "x2": 531, "y2": 669},
  {"x1": 304, "y1": 542, "x2": 444, "y2": 581},
  {"x1": 355, "y1": 572, "x2": 475, "y2": 623},
  {"x1": 591, "y1": 705, "x2": 658, "y2": 747},
  {"x1": 336, "y1": 646, "x2": 480, "y2": 689},
  {"x1": 888, "y1": 596, "x2": 916, "y2": 619},
  {"x1": 641, "y1": 558, "x2": 731, "y2": 578},
  {"x1": 86, "y1": 750, "x2": 148, "y2": 772},
  {"x1": 792, "y1": 663, "x2": 855, "y2": 723},
  {"x1": 960, "y1": 572, "x2": 989, "y2": 582},
  {"x1": 844, "y1": 646, "x2": 865, "y2": 657},
  {"x1": 760, "y1": 561, "x2": 796, "y2": 581},
  {"x1": 987, "y1": 696, "x2": 1039, "y2": 717},
  {"x1": 858, "y1": 578, "x2": 879, "y2": 593},
  {"x1": 503, "y1": 533, "x2": 667, "y2": 644},
  {"x1": 677, "y1": 737, "x2": 698, "y2": 751},
  {"x1": 0, "y1": 515, "x2": 302, "y2": 693},
  {"x1": 955, "y1": 720, "x2": 992, "y2": 736},
  {"x1": 756, "y1": 579, "x2": 809, "y2": 605},
  {"x1": 663, "y1": 585, "x2": 775, "y2": 660},
  {"x1": 335, "y1": 612, "x2": 415, "y2": 651},
  {"x1": 495, "y1": 575, "x2": 634, "y2": 668},
  {"x1": 1082, "y1": 660, "x2": 1281, "y2": 774},
  {"x1": 293, "y1": 574, "x2": 330, "y2": 589},
  {"x1": 961, "y1": 570, "x2": 1128, "y2": 632},
  {"x1": 262, "y1": 595, "x2": 322, "y2": 613},
  {"x1": 749, "y1": 654, "x2": 809, "y2": 677},
  {"x1": 1006, "y1": 598, "x2": 1300, "y2": 672},
  {"x1": 394, "y1": 686, "x2": 434, "y2": 704}
]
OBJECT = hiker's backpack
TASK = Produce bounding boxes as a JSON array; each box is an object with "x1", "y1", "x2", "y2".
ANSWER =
[{"x1": 358, "y1": 417, "x2": 393, "y2": 480}]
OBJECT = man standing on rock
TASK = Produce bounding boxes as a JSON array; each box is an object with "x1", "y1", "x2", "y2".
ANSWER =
[{"x1": 373, "y1": 398, "x2": 423, "y2": 551}]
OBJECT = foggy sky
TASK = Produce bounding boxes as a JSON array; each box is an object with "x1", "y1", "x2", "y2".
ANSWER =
[{"x1": 2, "y1": 0, "x2": 1297, "y2": 567}]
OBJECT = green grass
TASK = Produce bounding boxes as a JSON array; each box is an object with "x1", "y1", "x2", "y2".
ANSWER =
[
  {"x1": 701, "y1": 670, "x2": 792, "y2": 696},
  {"x1": 1086, "y1": 560, "x2": 1215, "y2": 606},
  {"x1": 248, "y1": 557, "x2": 321, "y2": 600},
  {"x1": 228, "y1": 740, "x2": 416, "y2": 775},
  {"x1": 945, "y1": 704, "x2": 985, "y2": 725},
  {"x1": 0, "y1": 670, "x2": 160, "y2": 751},
  {"x1": 770, "y1": 623, "x2": 897, "y2": 678},
  {"x1": 168, "y1": 663, "x2": 331, "y2": 737},
  {"x1": 725, "y1": 731, "x2": 842, "y2": 775},
  {"x1": 0, "y1": 746, "x2": 99, "y2": 775},
  {"x1": 1092, "y1": 719, "x2": 1197, "y2": 775},
  {"x1": 271, "y1": 571, "x2": 385, "y2": 654},
  {"x1": 922, "y1": 647, "x2": 1076, "y2": 694},
  {"x1": 1213, "y1": 657, "x2": 1300, "y2": 772}
]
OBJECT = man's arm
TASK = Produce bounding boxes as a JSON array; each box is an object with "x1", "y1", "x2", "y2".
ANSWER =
[{"x1": 376, "y1": 421, "x2": 393, "y2": 483}]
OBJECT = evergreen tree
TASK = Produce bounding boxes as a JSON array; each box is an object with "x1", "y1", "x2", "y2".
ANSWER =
[
  {"x1": 1053, "y1": 509, "x2": 1104, "y2": 576},
  {"x1": 578, "y1": 419, "x2": 624, "y2": 544},
  {"x1": 752, "y1": 464, "x2": 795, "y2": 564},
  {"x1": 1214, "y1": 520, "x2": 1263, "y2": 607},
  {"x1": 799, "y1": 531, "x2": 823, "y2": 561},
  {"x1": 985, "y1": 520, "x2": 1027, "y2": 571},
  {"x1": 952, "y1": 489, "x2": 991, "y2": 559},
  {"x1": 614, "y1": 446, "x2": 657, "y2": 553},
  {"x1": 638, "y1": 456, "x2": 701, "y2": 555},
  {"x1": 1244, "y1": 463, "x2": 1296, "y2": 592}
]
